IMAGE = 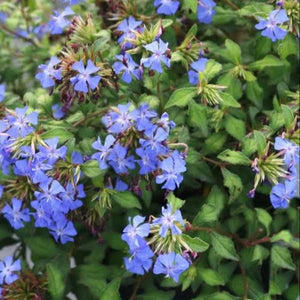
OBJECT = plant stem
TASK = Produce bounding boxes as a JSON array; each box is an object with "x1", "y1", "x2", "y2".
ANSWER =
[{"x1": 129, "y1": 276, "x2": 142, "y2": 300}]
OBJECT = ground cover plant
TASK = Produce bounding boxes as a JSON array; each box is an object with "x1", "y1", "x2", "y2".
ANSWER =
[{"x1": 0, "y1": 0, "x2": 299, "y2": 299}]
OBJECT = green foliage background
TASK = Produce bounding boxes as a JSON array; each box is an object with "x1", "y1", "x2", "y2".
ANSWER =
[{"x1": 0, "y1": 0, "x2": 299, "y2": 299}]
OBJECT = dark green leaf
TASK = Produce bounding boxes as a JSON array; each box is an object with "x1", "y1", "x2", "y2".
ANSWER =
[
  {"x1": 218, "y1": 150, "x2": 251, "y2": 166},
  {"x1": 111, "y1": 191, "x2": 141, "y2": 209},
  {"x1": 165, "y1": 87, "x2": 197, "y2": 108},
  {"x1": 211, "y1": 232, "x2": 239, "y2": 261}
]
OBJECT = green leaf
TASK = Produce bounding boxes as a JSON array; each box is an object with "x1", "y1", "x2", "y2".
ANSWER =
[
  {"x1": 165, "y1": 87, "x2": 197, "y2": 108},
  {"x1": 252, "y1": 245, "x2": 269, "y2": 263},
  {"x1": 161, "y1": 19, "x2": 173, "y2": 28},
  {"x1": 249, "y1": 55, "x2": 284, "y2": 71},
  {"x1": 246, "y1": 81, "x2": 264, "y2": 109},
  {"x1": 81, "y1": 160, "x2": 105, "y2": 178},
  {"x1": 203, "y1": 133, "x2": 227, "y2": 154},
  {"x1": 111, "y1": 191, "x2": 141, "y2": 209},
  {"x1": 182, "y1": 234, "x2": 209, "y2": 252},
  {"x1": 167, "y1": 192, "x2": 185, "y2": 211},
  {"x1": 182, "y1": 0, "x2": 197, "y2": 13},
  {"x1": 224, "y1": 115, "x2": 246, "y2": 141},
  {"x1": 198, "y1": 268, "x2": 225, "y2": 286},
  {"x1": 255, "y1": 208, "x2": 272, "y2": 234},
  {"x1": 188, "y1": 101, "x2": 208, "y2": 136},
  {"x1": 221, "y1": 168, "x2": 243, "y2": 200},
  {"x1": 277, "y1": 33, "x2": 298, "y2": 59},
  {"x1": 203, "y1": 60, "x2": 223, "y2": 81},
  {"x1": 239, "y1": 3, "x2": 272, "y2": 17},
  {"x1": 217, "y1": 74, "x2": 243, "y2": 100},
  {"x1": 253, "y1": 130, "x2": 267, "y2": 156},
  {"x1": 271, "y1": 245, "x2": 296, "y2": 271},
  {"x1": 46, "y1": 263, "x2": 65, "y2": 300},
  {"x1": 218, "y1": 150, "x2": 251, "y2": 166},
  {"x1": 271, "y1": 230, "x2": 300, "y2": 250},
  {"x1": 101, "y1": 278, "x2": 121, "y2": 300},
  {"x1": 219, "y1": 92, "x2": 241, "y2": 108},
  {"x1": 224, "y1": 39, "x2": 241, "y2": 64},
  {"x1": 41, "y1": 128, "x2": 74, "y2": 144},
  {"x1": 281, "y1": 104, "x2": 294, "y2": 130},
  {"x1": 211, "y1": 232, "x2": 239, "y2": 261}
]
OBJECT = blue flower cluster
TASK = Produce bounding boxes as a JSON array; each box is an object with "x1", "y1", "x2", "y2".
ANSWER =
[
  {"x1": 0, "y1": 107, "x2": 85, "y2": 244},
  {"x1": 0, "y1": 256, "x2": 21, "y2": 294},
  {"x1": 122, "y1": 205, "x2": 190, "y2": 282},
  {"x1": 255, "y1": 9, "x2": 289, "y2": 42},
  {"x1": 92, "y1": 103, "x2": 187, "y2": 191},
  {"x1": 270, "y1": 137, "x2": 299, "y2": 209}
]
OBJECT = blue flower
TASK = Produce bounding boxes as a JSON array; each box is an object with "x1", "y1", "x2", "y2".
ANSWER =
[
  {"x1": 35, "y1": 56, "x2": 62, "y2": 89},
  {"x1": 270, "y1": 179, "x2": 296, "y2": 209},
  {"x1": 0, "y1": 185, "x2": 3, "y2": 198},
  {"x1": 52, "y1": 104, "x2": 65, "y2": 119},
  {"x1": 38, "y1": 137, "x2": 67, "y2": 165},
  {"x1": 0, "y1": 84, "x2": 5, "y2": 102},
  {"x1": 153, "y1": 252, "x2": 190, "y2": 282},
  {"x1": 156, "y1": 150, "x2": 186, "y2": 190},
  {"x1": 122, "y1": 215, "x2": 150, "y2": 247},
  {"x1": 141, "y1": 39, "x2": 171, "y2": 73},
  {"x1": 92, "y1": 135, "x2": 116, "y2": 169},
  {"x1": 49, "y1": 217, "x2": 77, "y2": 244},
  {"x1": 107, "y1": 143, "x2": 135, "y2": 174},
  {"x1": 113, "y1": 54, "x2": 141, "y2": 84},
  {"x1": 136, "y1": 147, "x2": 158, "y2": 175},
  {"x1": 197, "y1": 0, "x2": 216, "y2": 24},
  {"x1": 31, "y1": 200, "x2": 52, "y2": 228},
  {"x1": 188, "y1": 58, "x2": 208, "y2": 85},
  {"x1": 154, "y1": 0, "x2": 180, "y2": 15},
  {"x1": 255, "y1": 9, "x2": 289, "y2": 42},
  {"x1": 124, "y1": 237, "x2": 154, "y2": 275},
  {"x1": 0, "y1": 256, "x2": 21, "y2": 285},
  {"x1": 6, "y1": 106, "x2": 38, "y2": 138},
  {"x1": 157, "y1": 112, "x2": 176, "y2": 133},
  {"x1": 70, "y1": 59, "x2": 101, "y2": 93},
  {"x1": 2, "y1": 198, "x2": 30, "y2": 230},
  {"x1": 102, "y1": 103, "x2": 133, "y2": 134},
  {"x1": 129, "y1": 104, "x2": 157, "y2": 132},
  {"x1": 274, "y1": 137, "x2": 299, "y2": 167},
  {"x1": 48, "y1": 6, "x2": 75, "y2": 35},
  {"x1": 152, "y1": 204, "x2": 184, "y2": 237},
  {"x1": 117, "y1": 16, "x2": 142, "y2": 47}
]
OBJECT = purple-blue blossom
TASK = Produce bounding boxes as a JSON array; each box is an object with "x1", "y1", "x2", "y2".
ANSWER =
[
  {"x1": 117, "y1": 16, "x2": 142, "y2": 47},
  {"x1": 188, "y1": 58, "x2": 208, "y2": 85},
  {"x1": 156, "y1": 150, "x2": 187, "y2": 190},
  {"x1": 274, "y1": 137, "x2": 299, "y2": 167},
  {"x1": 255, "y1": 9, "x2": 289, "y2": 42},
  {"x1": 154, "y1": 0, "x2": 180, "y2": 15},
  {"x1": 52, "y1": 104, "x2": 65, "y2": 119},
  {"x1": 113, "y1": 54, "x2": 141, "y2": 84},
  {"x1": 122, "y1": 215, "x2": 150, "y2": 247},
  {"x1": 48, "y1": 6, "x2": 75, "y2": 35},
  {"x1": 35, "y1": 56, "x2": 62, "y2": 89},
  {"x1": 124, "y1": 237, "x2": 154, "y2": 275},
  {"x1": 141, "y1": 39, "x2": 171, "y2": 73},
  {"x1": 153, "y1": 252, "x2": 190, "y2": 282},
  {"x1": 70, "y1": 59, "x2": 101, "y2": 93},
  {"x1": 49, "y1": 217, "x2": 77, "y2": 244},
  {"x1": 152, "y1": 204, "x2": 184, "y2": 237},
  {"x1": 197, "y1": 0, "x2": 216, "y2": 24},
  {"x1": 91, "y1": 134, "x2": 116, "y2": 169},
  {"x1": 0, "y1": 256, "x2": 21, "y2": 285},
  {"x1": 2, "y1": 198, "x2": 31, "y2": 230},
  {"x1": 270, "y1": 179, "x2": 296, "y2": 209},
  {"x1": 0, "y1": 84, "x2": 5, "y2": 102}
]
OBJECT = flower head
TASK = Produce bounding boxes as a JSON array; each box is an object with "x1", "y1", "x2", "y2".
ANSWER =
[
  {"x1": 270, "y1": 179, "x2": 296, "y2": 209},
  {"x1": 141, "y1": 39, "x2": 171, "y2": 73},
  {"x1": 35, "y1": 56, "x2": 62, "y2": 89},
  {"x1": 48, "y1": 6, "x2": 75, "y2": 35},
  {"x1": 153, "y1": 252, "x2": 190, "y2": 282},
  {"x1": 197, "y1": 0, "x2": 216, "y2": 24},
  {"x1": 274, "y1": 137, "x2": 299, "y2": 167},
  {"x1": 70, "y1": 59, "x2": 101, "y2": 93},
  {"x1": 113, "y1": 54, "x2": 141, "y2": 83},
  {"x1": 255, "y1": 9, "x2": 289, "y2": 42},
  {"x1": 117, "y1": 16, "x2": 142, "y2": 47},
  {"x1": 188, "y1": 58, "x2": 208, "y2": 85},
  {"x1": 2, "y1": 198, "x2": 31, "y2": 230},
  {"x1": 0, "y1": 256, "x2": 21, "y2": 285},
  {"x1": 152, "y1": 204, "x2": 184, "y2": 237},
  {"x1": 154, "y1": 0, "x2": 180, "y2": 15},
  {"x1": 0, "y1": 84, "x2": 5, "y2": 102}
]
